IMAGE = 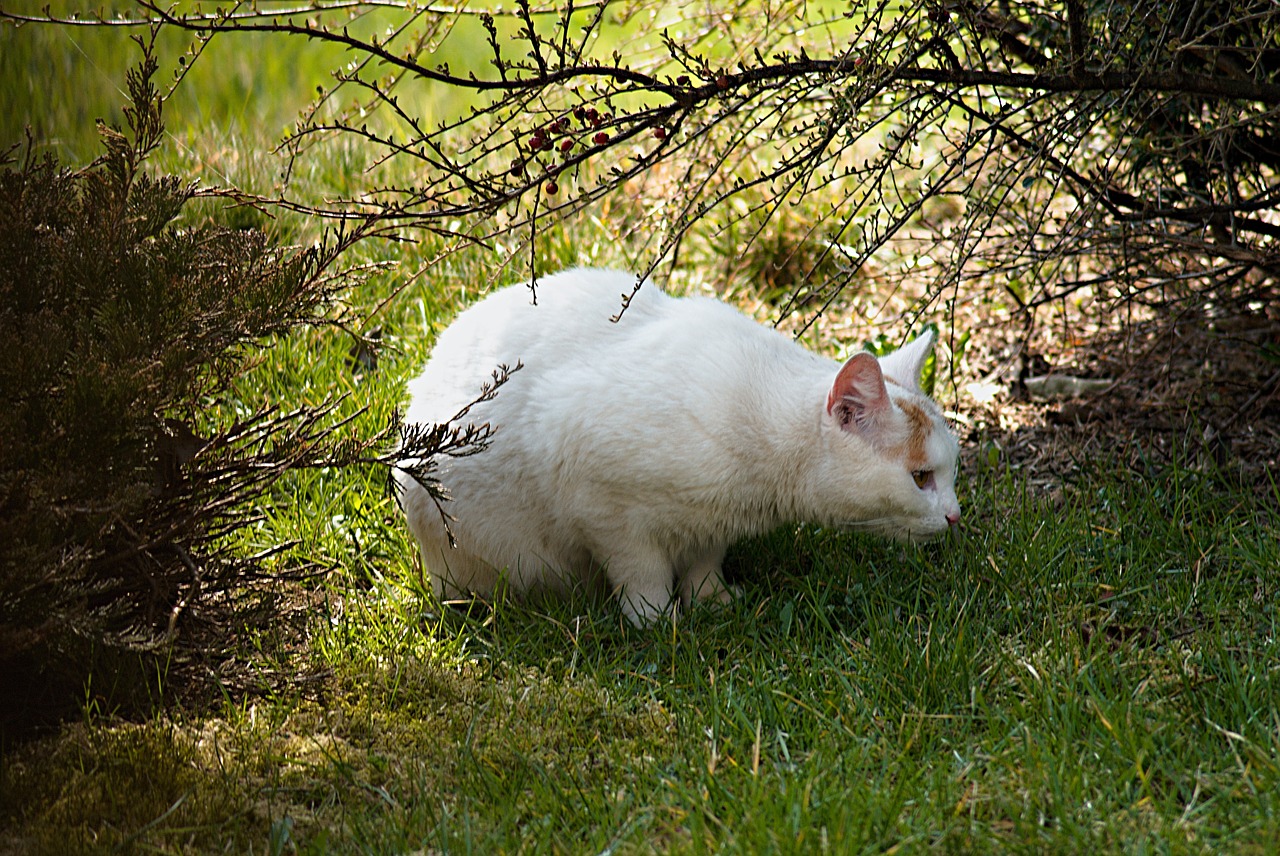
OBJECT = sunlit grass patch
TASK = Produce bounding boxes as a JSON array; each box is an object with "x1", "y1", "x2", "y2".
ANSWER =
[{"x1": 2, "y1": 621, "x2": 676, "y2": 855}]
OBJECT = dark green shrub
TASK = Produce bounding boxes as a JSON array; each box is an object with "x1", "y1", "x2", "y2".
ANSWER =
[{"x1": 0, "y1": 45, "x2": 375, "y2": 738}]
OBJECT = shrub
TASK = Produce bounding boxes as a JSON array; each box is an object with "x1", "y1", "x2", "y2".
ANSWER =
[{"x1": 0, "y1": 43, "x2": 377, "y2": 738}]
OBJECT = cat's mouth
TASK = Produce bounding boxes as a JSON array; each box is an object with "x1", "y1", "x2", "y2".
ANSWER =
[
  {"x1": 902, "y1": 524, "x2": 954, "y2": 543},
  {"x1": 841, "y1": 516, "x2": 953, "y2": 542}
]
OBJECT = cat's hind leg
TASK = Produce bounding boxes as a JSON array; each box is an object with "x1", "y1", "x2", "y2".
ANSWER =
[
  {"x1": 399, "y1": 476, "x2": 501, "y2": 603},
  {"x1": 679, "y1": 544, "x2": 736, "y2": 610},
  {"x1": 418, "y1": 541, "x2": 501, "y2": 604}
]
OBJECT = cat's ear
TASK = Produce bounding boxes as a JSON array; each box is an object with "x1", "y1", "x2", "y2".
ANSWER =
[
  {"x1": 827, "y1": 353, "x2": 890, "y2": 432},
  {"x1": 876, "y1": 330, "x2": 935, "y2": 392}
]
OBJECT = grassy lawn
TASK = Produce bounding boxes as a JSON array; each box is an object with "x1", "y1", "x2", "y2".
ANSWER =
[
  {"x1": 3, "y1": 8, "x2": 1280, "y2": 855},
  {"x1": 4, "y1": 220, "x2": 1277, "y2": 852},
  {"x1": 4, "y1": 411, "x2": 1278, "y2": 852}
]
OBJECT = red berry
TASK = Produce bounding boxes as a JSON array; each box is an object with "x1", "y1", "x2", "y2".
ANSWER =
[
  {"x1": 677, "y1": 75, "x2": 690, "y2": 86},
  {"x1": 545, "y1": 181, "x2": 558, "y2": 195},
  {"x1": 653, "y1": 126, "x2": 667, "y2": 141},
  {"x1": 527, "y1": 135, "x2": 543, "y2": 151},
  {"x1": 593, "y1": 132, "x2": 609, "y2": 145},
  {"x1": 559, "y1": 138, "x2": 574, "y2": 153},
  {"x1": 716, "y1": 75, "x2": 729, "y2": 90}
]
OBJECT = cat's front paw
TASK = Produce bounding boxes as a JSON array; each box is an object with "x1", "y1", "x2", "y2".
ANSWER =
[
  {"x1": 680, "y1": 568, "x2": 737, "y2": 608},
  {"x1": 617, "y1": 587, "x2": 676, "y2": 627},
  {"x1": 712, "y1": 583, "x2": 742, "y2": 605}
]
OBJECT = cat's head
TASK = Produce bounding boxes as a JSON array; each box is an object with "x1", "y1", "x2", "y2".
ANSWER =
[{"x1": 818, "y1": 331, "x2": 961, "y2": 540}]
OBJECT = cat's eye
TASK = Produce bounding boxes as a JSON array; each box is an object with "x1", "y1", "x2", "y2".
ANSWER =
[{"x1": 911, "y1": 469, "x2": 934, "y2": 489}]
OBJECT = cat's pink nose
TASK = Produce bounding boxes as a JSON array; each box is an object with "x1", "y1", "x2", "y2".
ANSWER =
[{"x1": 946, "y1": 510, "x2": 961, "y2": 527}]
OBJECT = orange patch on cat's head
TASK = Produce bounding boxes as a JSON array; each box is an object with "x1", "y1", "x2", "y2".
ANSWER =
[{"x1": 893, "y1": 398, "x2": 933, "y2": 471}]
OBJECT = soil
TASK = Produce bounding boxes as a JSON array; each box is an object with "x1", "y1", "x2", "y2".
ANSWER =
[{"x1": 952, "y1": 292, "x2": 1280, "y2": 509}]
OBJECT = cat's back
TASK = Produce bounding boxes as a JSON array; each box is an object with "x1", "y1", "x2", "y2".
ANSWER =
[
  {"x1": 405, "y1": 267, "x2": 802, "y2": 433},
  {"x1": 421, "y1": 269, "x2": 658, "y2": 369},
  {"x1": 409, "y1": 269, "x2": 712, "y2": 405},
  {"x1": 449, "y1": 267, "x2": 663, "y2": 343}
]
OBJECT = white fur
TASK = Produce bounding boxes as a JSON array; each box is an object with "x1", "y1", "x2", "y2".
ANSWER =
[{"x1": 396, "y1": 268, "x2": 961, "y2": 624}]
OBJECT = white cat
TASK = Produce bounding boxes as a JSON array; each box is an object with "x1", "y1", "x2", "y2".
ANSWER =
[{"x1": 396, "y1": 268, "x2": 961, "y2": 625}]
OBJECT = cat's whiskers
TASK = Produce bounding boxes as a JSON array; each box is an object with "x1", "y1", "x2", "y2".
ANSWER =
[
  {"x1": 834, "y1": 518, "x2": 899, "y2": 531},
  {"x1": 836, "y1": 518, "x2": 948, "y2": 543}
]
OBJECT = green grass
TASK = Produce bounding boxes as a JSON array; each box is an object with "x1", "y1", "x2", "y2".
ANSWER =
[
  {"x1": 0, "y1": 1, "x2": 499, "y2": 165},
  {"x1": 3, "y1": 8, "x2": 1280, "y2": 855},
  {"x1": 4, "y1": 450, "x2": 1278, "y2": 852},
  {"x1": 3, "y1": 219, "x2": 1277, "y2": 850}
]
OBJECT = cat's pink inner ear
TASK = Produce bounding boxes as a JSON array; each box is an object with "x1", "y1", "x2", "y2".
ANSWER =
[{"x1": 827, "y1": 353, "x2": 890, "y2": 430}]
